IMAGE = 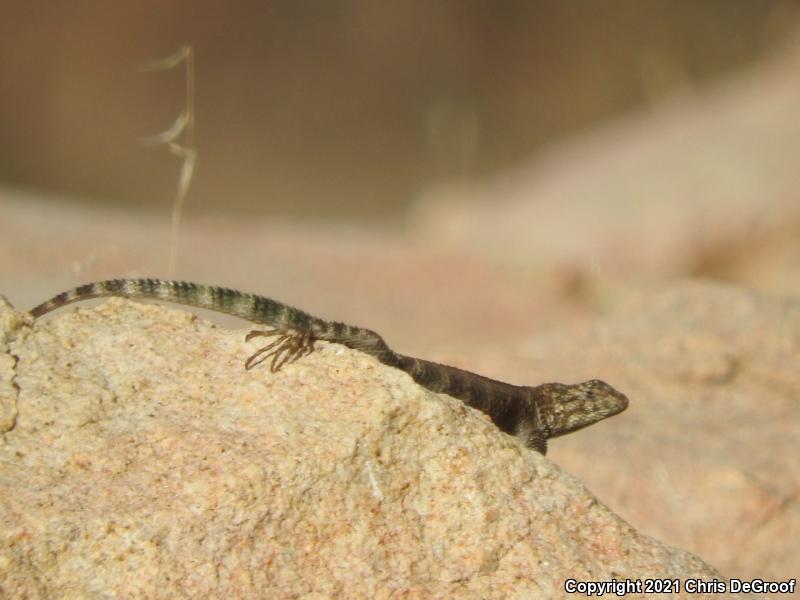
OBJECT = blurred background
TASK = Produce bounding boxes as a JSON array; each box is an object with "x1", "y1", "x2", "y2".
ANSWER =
[
  {"x1": 2, "y1": 2, "x2": 800, "y2": 584},
  {"x1": 2, "y1": 1, "x2": 799, "y2": 221}
]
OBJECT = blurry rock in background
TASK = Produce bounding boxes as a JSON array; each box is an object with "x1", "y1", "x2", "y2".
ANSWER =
[{"x1": 1, "y1": 1, "x2": 799, "y2": 220}]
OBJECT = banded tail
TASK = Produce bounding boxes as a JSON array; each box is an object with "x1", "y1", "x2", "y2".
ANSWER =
[
  {"x1": 29, "y1": 278, "x2": 397, "y2": 362},
  {"x1": 29, "y1": 278, "x2": 316, "y2": 329}
]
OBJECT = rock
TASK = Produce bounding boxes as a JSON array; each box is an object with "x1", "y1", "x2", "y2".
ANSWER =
[
  {"x1": 0, "y1": 295, "x2": 28, "y2": 437},
  {"x1": 410, "y1": 37, "x2": 800, "y2": 298},
  {"x1": 0, "y1": 298, "x2": 730, "y2": 598},
  {"x1": 522, "y1": 281, "x2": 800, "y2": 587}
]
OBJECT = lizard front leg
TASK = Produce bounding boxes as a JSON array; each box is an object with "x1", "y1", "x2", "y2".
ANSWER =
[{"x1": 244, "y1": 328, "x2": 316, "y2": 371}]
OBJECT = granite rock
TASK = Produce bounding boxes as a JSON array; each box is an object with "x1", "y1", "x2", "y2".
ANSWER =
[{"x1": 0, "y1": 298, "x2": 731, "y2": 599}]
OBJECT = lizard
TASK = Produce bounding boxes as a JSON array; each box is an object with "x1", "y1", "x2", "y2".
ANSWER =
[{"x1": 29, "y1": 278, "x2": 629, "y2": 454}]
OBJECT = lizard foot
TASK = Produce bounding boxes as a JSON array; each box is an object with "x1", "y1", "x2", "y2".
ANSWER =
[{"x1": 244, "y1": 328, "x2": 316, "y2": 372}]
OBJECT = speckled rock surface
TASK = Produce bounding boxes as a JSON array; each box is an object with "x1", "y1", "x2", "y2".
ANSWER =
[{"x1": 0, "y1": 298, "x2": 731, "y2": 599}]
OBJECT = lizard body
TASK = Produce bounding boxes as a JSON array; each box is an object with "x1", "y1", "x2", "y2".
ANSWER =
[{"x1": 30, "y1": 278, "x2": 628, "y2": 453}]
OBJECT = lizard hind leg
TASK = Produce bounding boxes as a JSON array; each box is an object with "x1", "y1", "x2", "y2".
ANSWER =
[{"x1": 244, "y1": 328, "x2": 316, "y2": 372}]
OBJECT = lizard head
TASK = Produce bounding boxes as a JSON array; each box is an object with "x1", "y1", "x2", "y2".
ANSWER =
[{"x1": 535, "y1": 379, "x2": 629, "y2": 439}]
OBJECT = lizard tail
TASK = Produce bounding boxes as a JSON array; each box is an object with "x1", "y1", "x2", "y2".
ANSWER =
[
  {"x1": 28, "y1": 279, "x2": 318, "y2": 330},
  {"x1": 30, "y1": 280, "x2": 136, "y2": 317}
]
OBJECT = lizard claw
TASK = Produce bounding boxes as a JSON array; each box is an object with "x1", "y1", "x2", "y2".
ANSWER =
[{"x1": 244, "y1": 328, "x2": 316, "y2": 372}]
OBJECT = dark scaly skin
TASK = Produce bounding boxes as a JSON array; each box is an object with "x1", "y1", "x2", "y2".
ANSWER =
[{"x1": 30, "y1": 279, "x2": 629, "y2": 453}]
